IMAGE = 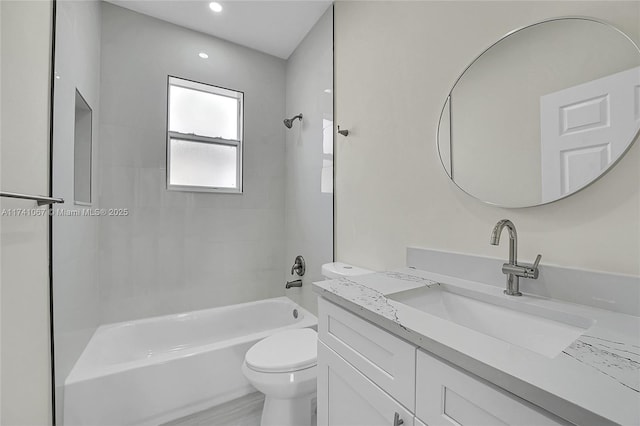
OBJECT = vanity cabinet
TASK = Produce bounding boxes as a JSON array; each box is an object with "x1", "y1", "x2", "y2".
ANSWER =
[
  {"x1": 318, "y1": 298, "x2": 416, "y2": 410},
  {"x1": 415, "y1": 349, "x2": 568, "y2": 426},
  {"x1": 317, "y1": 341, "x2": 413, "y2": 426},
  {"x1": 318, "y1": 298, "x2": 570, "y2": 426}
]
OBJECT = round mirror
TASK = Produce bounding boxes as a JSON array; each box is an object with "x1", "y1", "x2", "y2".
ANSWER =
[{"x1": 438, "y1": 17, "x2": 640, "y2": 208}]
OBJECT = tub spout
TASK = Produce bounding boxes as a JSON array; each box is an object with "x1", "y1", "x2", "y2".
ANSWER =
[{"x1": 285, "y1": 279, "x2": 302, "y2": 289}]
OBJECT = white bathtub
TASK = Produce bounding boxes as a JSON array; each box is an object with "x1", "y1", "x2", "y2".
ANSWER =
[{"x1": 64, "y1": 297, "x2": 317, "y2": 425}]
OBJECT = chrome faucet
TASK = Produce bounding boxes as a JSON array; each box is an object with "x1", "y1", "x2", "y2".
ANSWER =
[{"x1": 490, "y1": 219, "x2": 542, "y2": 296}]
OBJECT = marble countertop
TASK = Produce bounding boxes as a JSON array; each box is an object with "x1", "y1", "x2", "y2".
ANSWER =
[{"x1": 313, "y1": 268, "x2": 640, "y2": 426}]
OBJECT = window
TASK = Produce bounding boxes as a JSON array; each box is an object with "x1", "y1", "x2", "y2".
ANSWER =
[{"x1": 167, "y1": 76, "x2": 243, "y2": 193}]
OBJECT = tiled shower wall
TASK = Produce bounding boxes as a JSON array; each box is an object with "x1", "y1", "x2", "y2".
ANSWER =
[
  {"x1": 52, "y1": 1, "x2": 102, "y2": 422},
  {"x1": 283, "y1": 8, "x2": 334, "y2": 315},
  {"x1": 98, "y1": 3, "x2": 287, "y2": 323}
]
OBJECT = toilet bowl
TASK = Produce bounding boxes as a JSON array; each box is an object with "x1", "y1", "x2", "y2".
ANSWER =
[
  {"x1": 243, "y1": 263, "x2": 372, "y2": 426},
  {"x1": 242, "y1": 328, "x2": 318, "y2": 426}
]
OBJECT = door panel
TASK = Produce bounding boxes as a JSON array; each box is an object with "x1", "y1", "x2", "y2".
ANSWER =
[
  {"x1": 317, "y1": 341, "x2": 413, "y2": 426},
  {"x1": 415, "y1": 349, "x2": 568, "y2": 426},
  {"x1": 540, "y1": 66, "x2": 640, "y2": 202},
  {"x1": 0, "y1": 1, "x2": 54, "y2": 425},
  {"x1": 318, "y1": 298, "x2": 416, "y2": 410}
]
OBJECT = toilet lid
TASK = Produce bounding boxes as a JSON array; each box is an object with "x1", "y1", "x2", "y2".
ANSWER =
[{"x1": 245, "y1": 328, "x2": 317, "y2": 373}]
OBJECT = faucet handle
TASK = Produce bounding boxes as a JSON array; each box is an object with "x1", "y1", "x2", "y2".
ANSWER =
[
  {"x1": 524, "y1": 254, "x2": 542, "y2": 279},
  {"x1": 290, "y1": 255, "x2": 306, "y2": 276},
  {"x1": 532, "y1": 254, "x2": 542, "y2": 269},
  {"x1": 504, "y1": 254, "x2": 542, "y2": 280}
]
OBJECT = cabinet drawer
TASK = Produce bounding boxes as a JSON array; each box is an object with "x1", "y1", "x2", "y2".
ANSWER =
[
  {"x1": 317, "y1": 341, "x2": 414, "y2": 426},
  {"x1": 416, "y1": 349, "x2": 569, "y2": 426},
  {"x1": 318, "y1": 298, "x2": 416, "y2": 410}
]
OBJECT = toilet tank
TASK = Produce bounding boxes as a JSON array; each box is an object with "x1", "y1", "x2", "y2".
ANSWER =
[{"x1": 321, "y1": 262, "x2": 372, "y2": 279}]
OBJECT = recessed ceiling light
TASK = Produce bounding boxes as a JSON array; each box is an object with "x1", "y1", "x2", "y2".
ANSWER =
[
  {"x1": 324, "y1": 89, "x2": 332, "y2": 93},
  {"x1": 209, "y1": 2, "x2": 222, "y2": 13},
  {"x1": 199, "y1": 52, "x2": 209, "y2": 59}
]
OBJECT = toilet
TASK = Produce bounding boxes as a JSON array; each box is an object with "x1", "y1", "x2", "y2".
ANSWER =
[{"x1": 242, "y1": 262, "x2": 372, "y2": 426}]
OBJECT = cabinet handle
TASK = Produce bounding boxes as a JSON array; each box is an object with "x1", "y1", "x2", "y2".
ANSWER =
[{"x1": 393, "y1": 412, "x2": 404, "y2": 426}]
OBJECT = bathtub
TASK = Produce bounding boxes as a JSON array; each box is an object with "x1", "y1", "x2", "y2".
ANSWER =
[{"x1": 64, "y1": 297, "x2": 317, "y2": 425}]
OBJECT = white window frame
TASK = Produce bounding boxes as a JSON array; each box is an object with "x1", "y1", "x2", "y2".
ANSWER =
[{"x1": 166, "y1": 76, "x2": 244, "y2": 193}]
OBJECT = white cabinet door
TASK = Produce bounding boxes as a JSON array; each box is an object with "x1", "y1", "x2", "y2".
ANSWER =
[
  {"x1": 416, "y1": 350, "x2": 569, "y2": 426},
  {"x1": 540, "y1": 66, "x2": 640, "y2": 202},
  {"x1": 318, "y1": 298, "x2": 416, "y2": 410},
  {"x1": 317, "y1": 341, "x2": 413, "y2": 426}
]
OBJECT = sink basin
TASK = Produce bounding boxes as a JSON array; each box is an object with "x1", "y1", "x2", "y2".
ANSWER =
[{"x1": 388, "y1": 284, "x2": 594, "y2": 358}]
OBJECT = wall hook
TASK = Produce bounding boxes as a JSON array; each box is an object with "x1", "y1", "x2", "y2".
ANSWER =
[{"x1": 337, "y1": 126, "x2": 349, "y2": 137}]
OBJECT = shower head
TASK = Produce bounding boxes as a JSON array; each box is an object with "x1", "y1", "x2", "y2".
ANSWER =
[{"x1": 283, "y1": 113, "x2": 303, "y2": 129}]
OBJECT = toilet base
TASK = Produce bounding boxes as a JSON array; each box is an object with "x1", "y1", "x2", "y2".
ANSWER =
[{"x1": 261, "y1": 393, "x2": 316, "y2": 426}]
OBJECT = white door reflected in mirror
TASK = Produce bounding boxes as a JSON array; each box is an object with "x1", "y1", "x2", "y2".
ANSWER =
[
  {"x1": 437, "y1": 17, "x2": 640, "y2": 208},
  {"x1": 540, "y1": 66, "x2": 640, "y2": 202}
]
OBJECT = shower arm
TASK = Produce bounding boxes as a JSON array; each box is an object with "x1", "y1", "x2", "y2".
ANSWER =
[{"x1": 283, "y1": 113, "x2": 303, "y2": 128}]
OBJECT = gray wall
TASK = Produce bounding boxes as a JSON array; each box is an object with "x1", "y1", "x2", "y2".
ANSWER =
[
  {"x1": 52, "y1": 1, "x2": 102, "y2": 422},
  {"x1": 98, "y1": 3, "x2": 286, "y2": 322},
  {"x1": 334, "y1": 1, "x2": 640, "y2": 275},
  {"x1": 0, "y1": 1, "x2": 54, "y2": 424},
  {"x1": 283, "y1": 7, "x2": 334, "y2": 315}
]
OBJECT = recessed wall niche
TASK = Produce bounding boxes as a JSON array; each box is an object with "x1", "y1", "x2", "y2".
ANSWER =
[{"x1": 74, "y1": 89, "x2": 92, "y2": 205}]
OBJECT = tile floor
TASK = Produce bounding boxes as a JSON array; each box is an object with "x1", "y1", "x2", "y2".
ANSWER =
[{"x1": 164, "y1": 392, "x2": 264, "y2": 426}]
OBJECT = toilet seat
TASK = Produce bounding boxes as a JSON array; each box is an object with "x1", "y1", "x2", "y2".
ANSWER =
[{"x1": 245, "y1": 328, "x2": 317, "y2": 373}]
